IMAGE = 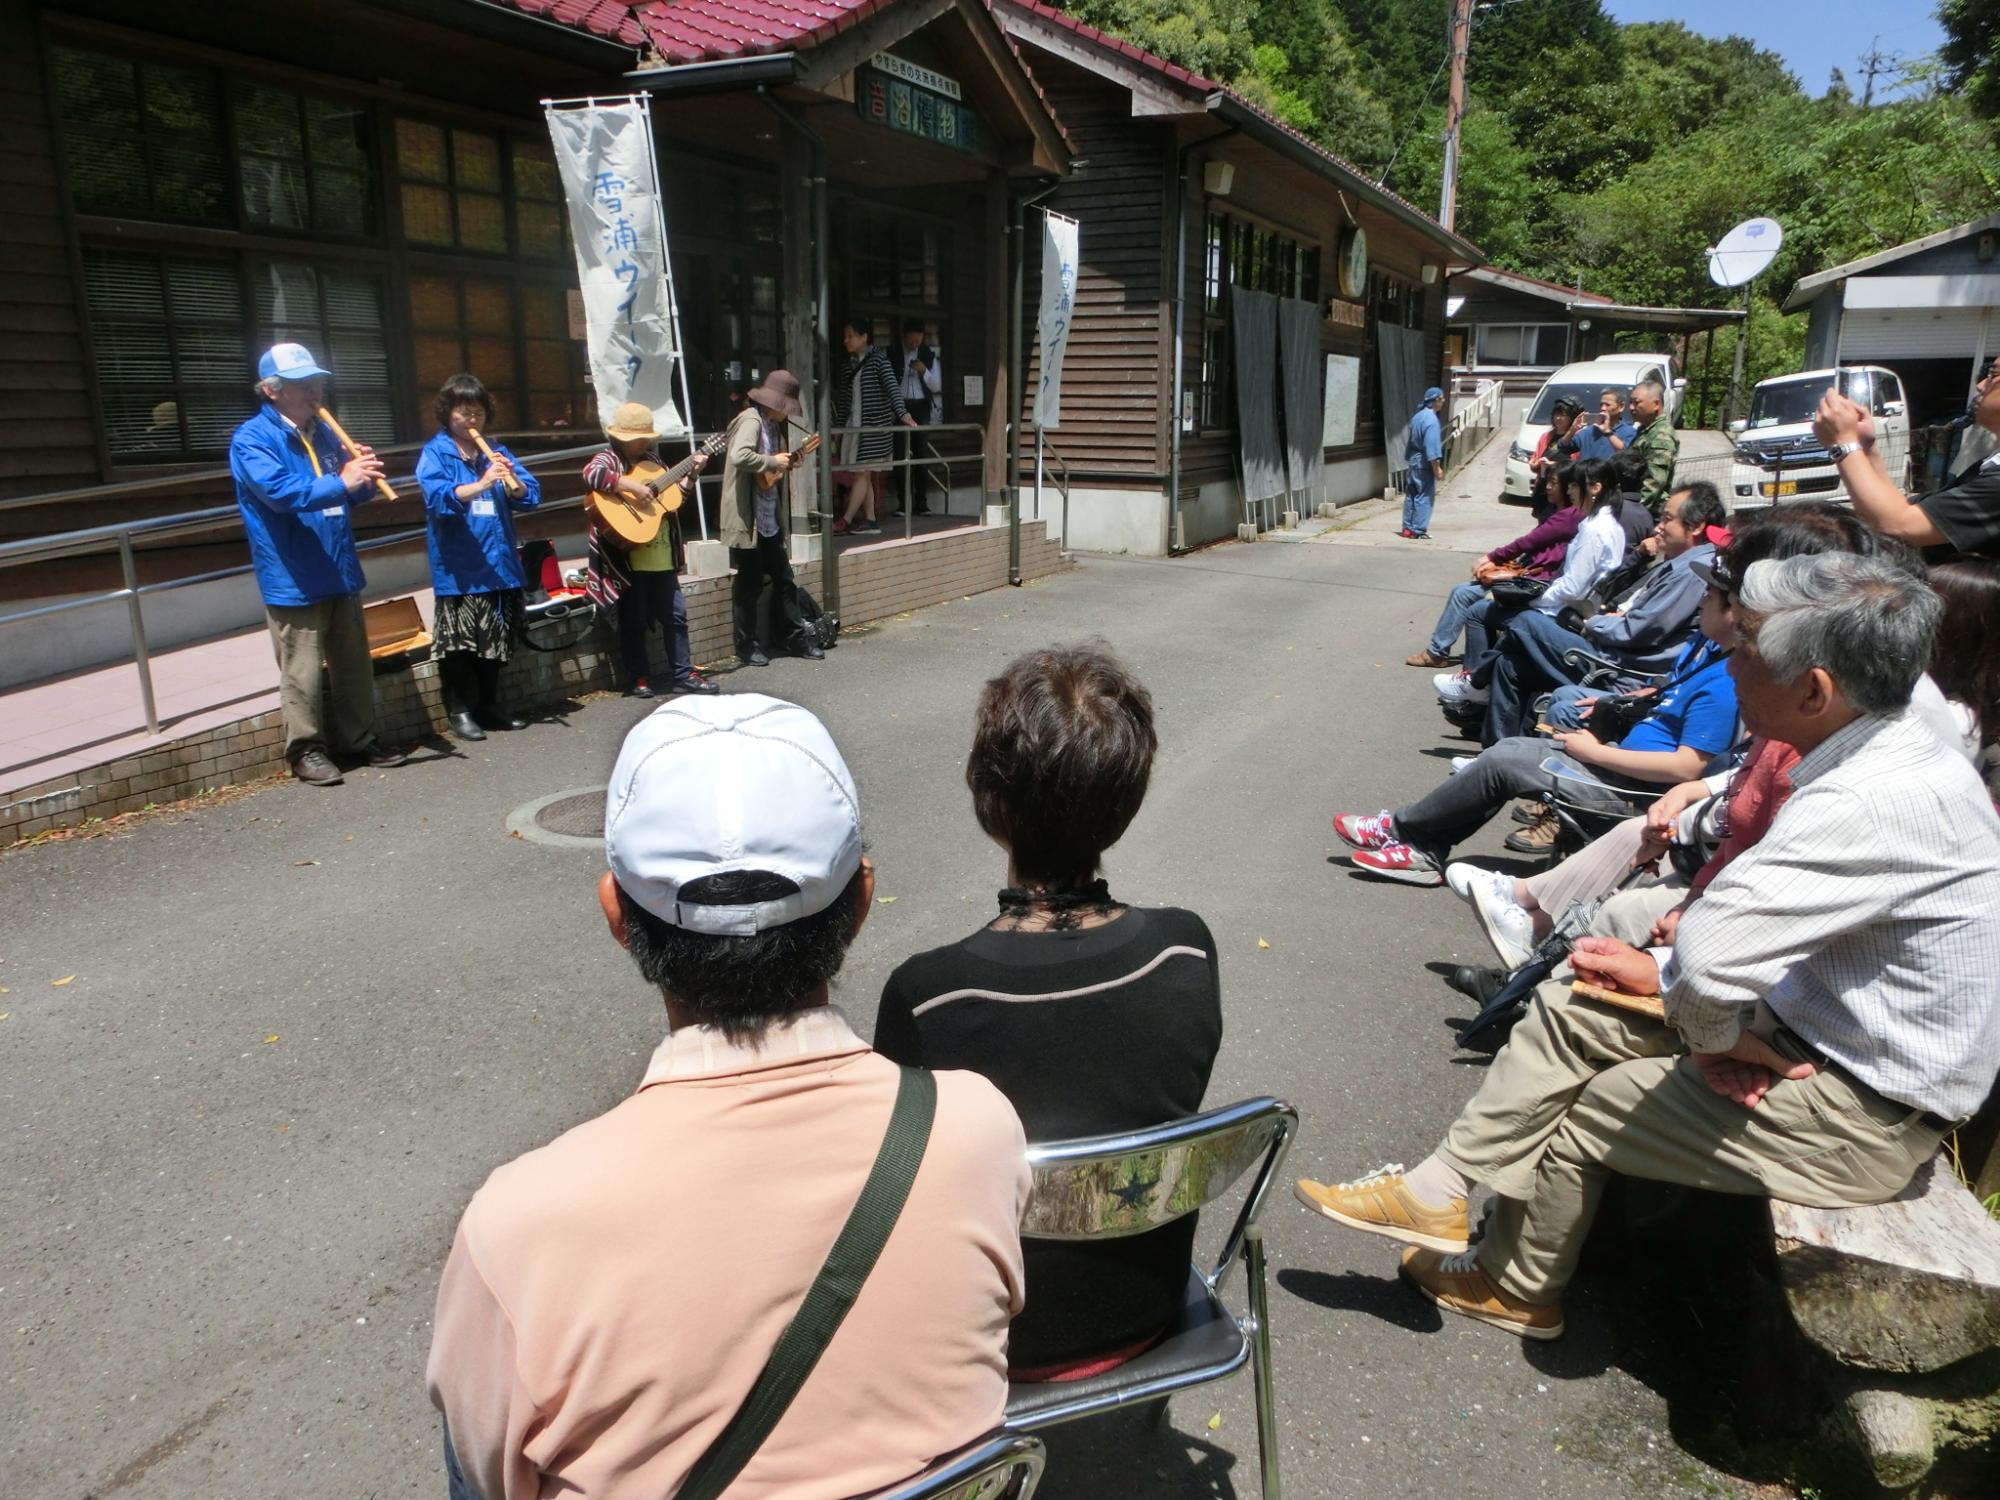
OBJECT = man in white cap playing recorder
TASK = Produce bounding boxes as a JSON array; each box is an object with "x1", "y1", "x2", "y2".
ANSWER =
[
  {"x1": 428, "y1": 694, "x2": 1030, "y2": 1500},
  {"x1": 229, "y1": 342, "x2": 406, "y2": 786}
]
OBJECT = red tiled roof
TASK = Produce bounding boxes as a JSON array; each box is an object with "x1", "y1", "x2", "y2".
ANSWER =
[
  {"x1": 495, "y1": 0, "x2": 898, "y2": 63},
  {"x1": 502, "y1": 0, "x2": 650, "y2": 48}
]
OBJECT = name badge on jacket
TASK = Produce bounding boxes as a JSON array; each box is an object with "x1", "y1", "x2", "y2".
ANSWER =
[
  {"x1": 470, "y1": 499, "x2": 498, "y2": 517},
  {"x1": 319, "y1": 504, "x2": 346, "y2": 519}
]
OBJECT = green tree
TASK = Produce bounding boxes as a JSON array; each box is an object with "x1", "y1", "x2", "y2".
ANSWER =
[
  {"x1": 1939, "y1": 0, "x2": 2000, "y2": 118},
  {"x1": 1062, "y1": 0, "x2": 1254, "y2": 82},
  {"x1": 1392, "y1": 103, "x2": 1539, "y2": 267}
]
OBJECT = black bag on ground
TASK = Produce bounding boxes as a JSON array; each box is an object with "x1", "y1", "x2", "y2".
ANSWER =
[{"x1": 796, "y1": 588, "x2": 839, "y2": 651}]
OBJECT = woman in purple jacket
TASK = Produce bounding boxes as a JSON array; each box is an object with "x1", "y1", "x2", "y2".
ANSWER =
[{"x1": 1407, "y1": 464, "x2": 1586, "y2": 668}]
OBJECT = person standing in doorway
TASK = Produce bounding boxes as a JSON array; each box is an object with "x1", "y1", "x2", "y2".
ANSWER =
[
  {"x1": 1402, "y1": 386, "x2": 1447, "y2": 540},
  {"x1": 895, "y1": 323, "x2": 942, "y2": 518},
  {"x1": 721, "y1": 370, "x2": 822, "y2": 667},
  {"x1": 417, "y1": 374, "x2": 543, "y2": 740},
  {"x1": 229, "y1": 342, "x2": 406, "y2": 787},
  {"x1": 833, "y1": 319, "x2": 915, "y2": 535}
]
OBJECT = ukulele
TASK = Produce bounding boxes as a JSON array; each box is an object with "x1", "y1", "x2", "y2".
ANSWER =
[
  {"x1": 757, "y1": 432, "x2": 822, "y2": 491},
  {"x1": 589, "y1": 432, "x2": 727, "y2": 546}
]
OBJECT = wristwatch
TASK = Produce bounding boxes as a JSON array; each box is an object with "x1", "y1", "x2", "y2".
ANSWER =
[{"x1": 1828, "y1": 440, "x2": 1865, "y2": 461}]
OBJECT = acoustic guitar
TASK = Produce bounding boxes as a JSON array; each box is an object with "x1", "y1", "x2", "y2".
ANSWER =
[
  {"x1": 589, "y1": 432, "x2": 727, "y2": 546},
  {"x1": 758, "y1": 432, "x2": 822, "y2": 491}
]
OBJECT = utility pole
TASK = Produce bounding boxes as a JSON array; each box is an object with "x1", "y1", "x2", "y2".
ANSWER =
[
  {"x1": 1857, "y1": 37, "x2": 1894, "y2": 108},
  {"x1": 1438, "y1": 0, "x2": 1475, "y2": 233}
]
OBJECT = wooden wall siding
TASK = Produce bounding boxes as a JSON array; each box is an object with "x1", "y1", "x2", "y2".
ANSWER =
[
  {"x1": 0, "y1": 7, "x2": 93, "y2": 499},
  {"x1": 1016, "y1": 54, "x2": 1171, "y2": 483}
]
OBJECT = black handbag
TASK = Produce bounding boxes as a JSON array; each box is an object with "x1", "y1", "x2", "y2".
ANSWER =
[
  {"x1": 1584, "y1": 689, "x2": 1655, "y2": 743},
  {"x1": 1488, "y1": 576, "x2": 1548, "y2": 609}
]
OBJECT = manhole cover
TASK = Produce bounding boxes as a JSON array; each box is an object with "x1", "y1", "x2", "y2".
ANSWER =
[{"x1": 507, "y1": 787, "x2": 606, "y2": 849}]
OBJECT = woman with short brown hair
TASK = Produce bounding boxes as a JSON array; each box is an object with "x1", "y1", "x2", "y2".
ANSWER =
[{"x1": 874, "y1": 641, "x2": 1224, "y2": 1379}]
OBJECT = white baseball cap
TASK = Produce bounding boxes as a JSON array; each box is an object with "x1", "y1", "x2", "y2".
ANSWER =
[
  {"x1": 259, "y1": 342, "x2": 331, "y2": 382},
  {"x1": 605, "y1": 695, "x2": 863, "y2": 936}
]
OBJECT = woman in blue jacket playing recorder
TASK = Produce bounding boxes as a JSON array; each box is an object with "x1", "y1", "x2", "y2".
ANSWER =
[{"x1": 415, "y1": 374, "x2": 542, "y2": 741}]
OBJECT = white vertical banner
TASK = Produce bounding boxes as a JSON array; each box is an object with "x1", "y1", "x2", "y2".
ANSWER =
[
  {"x1": 545, "y1": 97, "x2": 686, "y2": 437},
  {"x1": 1034, "y1": 210, "x2": 1079, "y2": 430}
]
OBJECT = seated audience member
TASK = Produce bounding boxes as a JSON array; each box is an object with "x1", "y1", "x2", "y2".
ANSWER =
[
  {"x1": 1448, "y1": 505, "x2": 1877, "y2": 959},
  {"x1": 1408, "y1": 469, "x2": 1589, "y2": 668},
  {"x1": 1444, "y1": 482, "x2": 1729, "y2": 747},
  {"x1": 1926, "y1": 561, "x2": 2000, "y2": 799},
  {"x1": 1814, "y1": 359, "x2": 2000, "y2": 560},
  {"x1": 1445, "y1": 461, "x2": 1628, "y2": 681},
  {"x1": 429, "y1": 695, "x2": 1030, "y2": 1500},
  {"x1": 1334, "y1": 583, "x2": 1738, "y2": 887},
  {"x1": 875, "y1": 644, "x2": 1222, "y2": 1379},
  {"x1": 1296, "y1": 553, "x2": 2000, "y2": 1341}
]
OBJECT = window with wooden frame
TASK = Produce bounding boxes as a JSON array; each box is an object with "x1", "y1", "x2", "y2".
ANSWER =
[
  {"x1": 234, "y1": 85, "x2": 375, "y2": 237},
  {"x1": 254, "y1": 260, "x2": 396, "y2": 445},
  {"x1": 1192, "y1": 210, "x2": 1322, "y2": 433},
  {"x1": 520, "y1": 284, "x2": 590, "y2": 430},
  {"x1": 80, "y1": 248, "x2": 246, "y2": 459},
  {"x1": 397, "y1": 119, "x2": 508, "y2": 254},
  {"x1": 50, "y1": 45, "x2": 229, "y2": 224},
  {"x1": 409, "y1": 272, "x2": 519, "y2": 429},
  {"x1": 511, "y1": 140, "x2": 566, "y2": 261}
]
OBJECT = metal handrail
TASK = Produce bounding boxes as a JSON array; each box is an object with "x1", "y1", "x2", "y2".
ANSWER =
[
  {"x1": 1, "y1": 440, "x2": 608, "y2": 738},
  {"x1": 1041, "y1": 436, "x2": 1073, "y2": 549},
  {"x1": 815, "y1": 420, "x2": 987, "y2": 542},
  {"x1": 0, "y1": 428, "x2": 594, "y2": 516}
]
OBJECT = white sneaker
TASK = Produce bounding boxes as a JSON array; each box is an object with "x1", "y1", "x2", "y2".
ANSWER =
[
  {"x1": 1449, "y1": 755, "x2": 1476, "y2": 776},
  {"x1": 1433, "y1": 671, "x2": 1489, "y2": 706},
  {"x1": 1444, "y1": 861, "x2": 1502, "y2": 903},
  {"x1": 1471, "y1": 878, "x2": 1537, "y2": 968}
]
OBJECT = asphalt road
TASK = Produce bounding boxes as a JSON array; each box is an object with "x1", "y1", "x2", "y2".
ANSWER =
[{"x1": 2, "y1": 534, "x2": 1775, "y2": 1499}]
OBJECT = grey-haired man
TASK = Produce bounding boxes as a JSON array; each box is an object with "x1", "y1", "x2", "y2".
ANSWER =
[{"x1": 1297, "y1": 553, "x2": 2000, "y2": 1339}]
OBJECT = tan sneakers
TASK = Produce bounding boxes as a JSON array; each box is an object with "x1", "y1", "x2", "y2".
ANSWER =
[
  {"x1": 1292, "y1": 1165, "x2": 1469, "y2": 1253},
  {"x1": 1398, "y1": 1246, "x2": 1565, "y2": 1340}
]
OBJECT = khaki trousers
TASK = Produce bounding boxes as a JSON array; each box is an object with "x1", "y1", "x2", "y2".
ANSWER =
[
  {"x1": 266, "y1": 595, "x2": 378, "y2": 761},
  {"x1": 1435, "y1": 989, "x2": 1947, "y2": 1304}
]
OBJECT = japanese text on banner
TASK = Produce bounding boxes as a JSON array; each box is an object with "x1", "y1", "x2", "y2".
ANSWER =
[{"x1": 544, "y1": 100, "x2": 686, "y2": 437}]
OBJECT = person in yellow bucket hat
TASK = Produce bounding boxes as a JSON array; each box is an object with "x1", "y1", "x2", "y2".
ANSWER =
[{"x1": 580, "y1": 402, "x2": 718, "y2": 698}]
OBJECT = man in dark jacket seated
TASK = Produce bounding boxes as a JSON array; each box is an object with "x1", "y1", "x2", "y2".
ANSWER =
[{"x1": 1478, "y1": 481, "x2": 1728, "y2": 746}]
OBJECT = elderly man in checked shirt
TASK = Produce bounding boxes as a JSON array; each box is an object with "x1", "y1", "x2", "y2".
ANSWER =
[{"x1": 1294, "y1": 551, "x2": 2000, "y2": 1341}]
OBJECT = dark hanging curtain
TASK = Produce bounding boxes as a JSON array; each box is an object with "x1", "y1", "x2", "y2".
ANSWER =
[
  {"x1": 1377, "y1": 324, "x2": 1428, "y2": 479},
  {"x1": 1277, "y1": 297, "x2": 1325, "y2": 495},
  {"x1": 1231, "y1": 285, "x2": 1286, "y2": 506}
]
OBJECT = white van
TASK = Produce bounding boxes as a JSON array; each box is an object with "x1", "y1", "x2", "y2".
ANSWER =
[
  {"x1": 1726, "y1": 366, "x2": 1910, "y2": 507},
  {"x1": 1501, "y1": 356, "x2": 1678, "y2": 499}
]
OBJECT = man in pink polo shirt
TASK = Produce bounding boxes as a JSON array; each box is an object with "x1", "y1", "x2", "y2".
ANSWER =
[{"x1": 427, "y1": 695, "x2": 1030, "y2": 1499}]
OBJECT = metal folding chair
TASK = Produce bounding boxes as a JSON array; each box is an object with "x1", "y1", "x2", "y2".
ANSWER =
[
  {"x1": 1003, "y1": 1097, "x2": 1299, "y2": 1500},
  {"x1": 849, "y1": 1431, "x2": 1046, "y2": 1500}
]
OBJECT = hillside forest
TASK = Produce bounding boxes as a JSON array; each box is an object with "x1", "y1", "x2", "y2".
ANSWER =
[{"x1": 1066, "y1": 0, "x2": 2000, "y2": 414}]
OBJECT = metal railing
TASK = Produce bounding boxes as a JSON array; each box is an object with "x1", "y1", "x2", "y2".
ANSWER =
[
  {"x1": 1446, "y1": 378, "x2": 1502, "y2": 469},
  {"x1": 819, "y1": 421, "x2": 986, "y2": 543},
  {"x1": 0, "y1": 439, "x2": 608, "y2": 737}
]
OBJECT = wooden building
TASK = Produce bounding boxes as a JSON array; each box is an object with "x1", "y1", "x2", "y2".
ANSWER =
[
  {"x1": 995, "y1": 0, "x2": 1480, "y2": 554},
  {"x1": 3, "y1": 0, "x2": 1476, "y2": 582}
]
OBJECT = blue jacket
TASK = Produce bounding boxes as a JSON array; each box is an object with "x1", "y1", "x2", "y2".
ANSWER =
[
  {"x1": 229, "y1": 404, "x2": 368, "y2": 607},
  {"x1": 1405, "y1": 406, "x2": 1443, "y2": 470},
  {"x1": 415, "y1": 432, "x2": 541, "y2": 597}
]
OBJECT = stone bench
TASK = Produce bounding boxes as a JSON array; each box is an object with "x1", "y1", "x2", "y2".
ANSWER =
[{"x1": 1768, "y1": 1158, "x2": 2000, "y2": 1489}]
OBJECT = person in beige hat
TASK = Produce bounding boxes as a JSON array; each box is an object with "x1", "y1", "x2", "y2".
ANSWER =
[
  {"x1": 720, "y1": 371, "x2": 820, "y2": 666},
  {"x1": 581, "y1": 401, "x2": 716, "y2": 698}
]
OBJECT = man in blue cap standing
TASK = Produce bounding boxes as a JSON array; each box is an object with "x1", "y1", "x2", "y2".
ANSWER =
[
  {"x1": 230, "y1": 343, "x2": 406, "y2": 787},
  {"x1": 1402, "y1": 387, "x2": 1447, "y2": 540}
]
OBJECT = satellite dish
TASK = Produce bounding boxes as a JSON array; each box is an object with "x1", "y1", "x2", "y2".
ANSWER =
[{"x1": 1708, "y1": 217, "x2": 1783, "y2": 288}]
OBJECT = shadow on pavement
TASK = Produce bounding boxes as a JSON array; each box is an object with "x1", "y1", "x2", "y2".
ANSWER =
[{"x1": 1031, "y1": 1403, "x2": 1243, "y2": 1499}]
